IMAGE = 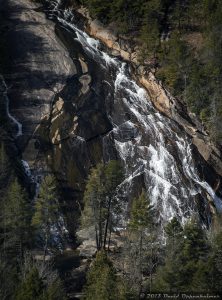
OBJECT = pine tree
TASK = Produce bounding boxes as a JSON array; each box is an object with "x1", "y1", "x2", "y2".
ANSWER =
[
  {"x1": 126, "y1": 190, "x2": 156, "y2": 295},
  {"x1": 0, "y1": 256, "x2": 18, "y2": 300},
  {"x1": 15, "y1": 267, "x2": 45, "y2": 300},
  {"x1": 0, "y1": 179, "x2": 31, "y2": 259},
  {"x1": 81, "y1": 162, "x2": 106, "y2": 250},
  {"x1": 15, "y1": 252, "x2": 67, "y2": 300},
  {"x1": 165, "y1": 216, "x2": 183, "y2": 249},
  {"x1": 83, "y1": 251, "x2": 126, "y2": 300},
  {"x1": 103, "y1": 160, "x2": 123, "y2": 249},
  {"x1": 191, "y1": 229, "x2": 222, "y2": 292},
  {"x1": 128, "y1": 190, "x2": 153, "y2": 231},
  {"x1": 154, "y1": 218, "x2": 209, "y2": 292},
  {"x1": 81, "y1": 160, "x2": 123, "y2": 250},
  {"x1": 32, "y1": 175, "x2": 60, "y2": 260}
]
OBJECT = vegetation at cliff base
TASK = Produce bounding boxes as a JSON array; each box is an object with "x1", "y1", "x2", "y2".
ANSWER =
[
  {"x1": 1, "y1": 139, "x2": 222, "y2": 298},
  {"x1": 83, "y1": 251, "x2": 127, "y2": 300},
  {"x1": 0, "y1": 142, "x2": 67, "y2": 299},
  {"x1": 81, "y1": 162, "x2": 222, "y2": 298}
]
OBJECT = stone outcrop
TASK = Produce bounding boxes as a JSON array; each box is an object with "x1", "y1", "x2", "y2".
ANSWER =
[
  {"x1": 75, "y1": 6, "x2": 222, "y2": 178},
  {"x1": 1, "y1": 0, "x2": 76, "y2": 142}
]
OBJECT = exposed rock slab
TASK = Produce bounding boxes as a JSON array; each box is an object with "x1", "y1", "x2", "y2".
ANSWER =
[{"x1": 1, "y1": 0, "x2": 76, "y2": 140}]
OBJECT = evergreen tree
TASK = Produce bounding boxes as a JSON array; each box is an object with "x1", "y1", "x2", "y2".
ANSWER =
[
  {"x1": 16, "y1": 267, "x2": 46, "y2": 300},
  {"x1": 32, "y1": 175, "x2": 60, "y2": 260},
  {"x1": 0, "y1": 179, "x2": 31, "y2": 259},
  {"x1": 154, "y1": 218, "x2": 209, "y2": 292},
  {"x1": 103, "y1": 160, "x2": 123, "y2": 249},
  {"x1": 81, "y1": 162, "x2": 106, "y2": 250},
  {"x1": 82, "y1": 160, "x2": 123, "y2": 250},
  {"x1": 0, "y1": 256, "x2": 18, "y2": 300},
  {"x1": 83, "y1": 251, "x2": 126, "y2": 300},
  {"x1": 203, "y1": 231, "x2": 222, "y2": 292},
  {"x1": 126, "y1": 190, "x2": 157, "y2": 295},
  {"x1": 16, "y1": 253, "x2": 67, "y2": 300},
  {"x1": 139, "y1": 0, "x2": 161, "y2": 60},
  {"x1": 82, "y1": 0, "x2": 111, "y2": 23},
  {"x1": 128, "y1": 190, "x2": 154, "y2": 232},
  {"x1": 165, "y1": 216, "x2": 183, "y2": 248}
]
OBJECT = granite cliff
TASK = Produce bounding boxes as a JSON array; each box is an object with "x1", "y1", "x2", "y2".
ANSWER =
[{"x1": 1, "y1": 0, "x2": 222, "y2": 245}]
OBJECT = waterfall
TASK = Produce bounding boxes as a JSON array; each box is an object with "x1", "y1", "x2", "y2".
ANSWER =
[
  {"x1": 0, "y1": 75, "x2": 22, "y2": 137},
  {"x1": 46, "y1": 3, "x2": 222, "y2": 226}
]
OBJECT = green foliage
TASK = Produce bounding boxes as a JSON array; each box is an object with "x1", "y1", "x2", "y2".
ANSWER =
[
  {"x1": 154, "y1": 218, "x2": 210, "y2": 292},
  {"x1": 0, "y1": 179, "x2": 32, "y2": 258},
  {"x1": 32, "y1": 175, "x2": 60, "y2": 256},
  {"x1": 124, "y1": 190, "x2": 157, "y2": 296},
  {"x1": 16, "y1": 267, "x2": 45, "y2": 300},
  {"x1": 32, "y1": 175, "x2": 59, "y2": 229},
  {"x1": 165, "y1": 216, "x2": 183, "y2": 239},
  {"x1": 129, "y1": 189, "x2": 154, "y2": 231},
  {"x1": 203, "y1": 231, "x2": 222, "y2": 292},
  {"x1": 82, "y1": 0, "x2": 112, "y2": 23},
  {"x1": 0, "y1": 257, "x2": 18, "y2": 300},
  {"x1": 83, "y1": 251, "x2": 126, "y2": 300},
  {"x1": 0, "y1": 165, "x2": 66, "y2": 298},
  {"x1": 46, "y1": 278, "x2": 67, "y2": 300},
  {"x1": 81, "y1": 160, "x2": 123, "y2": 249},
  {"x1": 15, "y1": 263, "x2": 67, "y2": 300},
  {"x1": 182, "y1": 219, "x2": 208, "y2": 261}
]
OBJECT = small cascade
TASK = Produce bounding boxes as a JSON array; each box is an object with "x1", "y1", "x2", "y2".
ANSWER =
[
  {"x1": 45, "y1": 3, "x2": 222, "y2": 226},
  {"x1": 0, "y1": 75, "x2": 22, "y2": 137},
  {"x1": 0, "y1": 75, "x2": 34, "y2": 179}
]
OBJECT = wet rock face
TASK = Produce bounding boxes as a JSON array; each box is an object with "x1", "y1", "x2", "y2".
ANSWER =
[{"x1": 1, "y1": 0, "x2": 76, "y2": 142}]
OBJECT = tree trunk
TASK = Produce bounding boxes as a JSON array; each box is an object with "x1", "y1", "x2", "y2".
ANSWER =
[
  {"x1": 149, "y1": 246, "x2": 153, "y2": 293},
  {"x1": 43, "y1": 229, "x2": 49, "y2": 263},
  {"x1": 103, "y1": 197, "x2": 112, "y2": 250},
  {"x1": 108, "y1": 226, "x2": 112, "y2": 251},
  {"x1": 99, "y1": 204, "x2": 102, "y2": 250},
  {"x1": 95, "y1": 225, "x2": 99, "y2": 250},
  {"x1": 139, "y1": 230, "x2": 143, "y2": 298}
]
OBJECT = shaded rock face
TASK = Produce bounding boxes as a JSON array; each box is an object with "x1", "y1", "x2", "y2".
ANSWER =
[
  {"x1": 2, "y1": 0, "x2": 222, "y2": 243},
  {"x1": 2, "y1": 0, "x2": 76, "y2": 138}
]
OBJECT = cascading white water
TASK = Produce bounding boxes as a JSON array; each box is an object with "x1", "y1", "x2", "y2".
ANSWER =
[
  {"x1": 48, "y1": 3, "x2": 222, "y2": 226},
  {"x1": 0, "y1": 75, "x2": 36, "y2": 179},
  {"x1": 0, "y1": 75, "x2": 22, "y2": 137}
]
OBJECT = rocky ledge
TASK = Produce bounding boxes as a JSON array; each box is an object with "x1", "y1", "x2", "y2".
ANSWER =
[{"x1": 75, "y1": 6, "x2": 222, "y2": 178}]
